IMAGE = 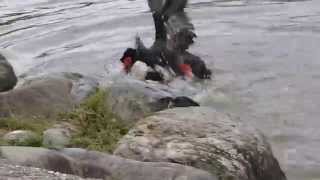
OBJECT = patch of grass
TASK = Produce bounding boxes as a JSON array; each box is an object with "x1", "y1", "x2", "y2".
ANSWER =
[
  {"x1": 0, "y1": 117, "x2": 49, "y2": 146},
  {"x1": 0, "y1": 117, "x2": 51, "y2": 134},
  {"x1": 61, "y1": 89, "x2": 129, "y2": 153},
  {"x1": 0, "y1": 89, "x2": 129, "y2": 151},
  {"x1": 4, "y1": 134, "x2": 43, "y2": 147}
]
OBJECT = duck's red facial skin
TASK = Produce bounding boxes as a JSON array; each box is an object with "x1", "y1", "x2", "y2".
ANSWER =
[
  {"x1": 123, "y1": 57, "x2": 133, "y2": 73},
  {"x1": 179, "y1": 63, "x2": 193, "y2": 78}
]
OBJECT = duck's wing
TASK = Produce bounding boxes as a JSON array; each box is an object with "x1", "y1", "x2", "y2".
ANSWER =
[
  {"x1": 135, "y1": 35, "x2": 150, "y2": 61},
  {"x1": 148, "y1": 0, "x2": 195, "y2": 48},
  {"x1": 147, "y1": 0, "x2": 166, "y2": 14},
  {"x1": 166, "y1": 11, "x2": 194, "y2": 37},
  {"x1": 135, "y1": 35, "x2": 165, "y2": 67},
  {"x1": 147, "y1": 0, "x2": 187, "y2": 18}
]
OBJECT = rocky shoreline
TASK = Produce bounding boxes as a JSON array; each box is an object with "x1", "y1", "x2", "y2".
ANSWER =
[{"x1": 0, "y1": 54, "x2": 286, "y2": 180}]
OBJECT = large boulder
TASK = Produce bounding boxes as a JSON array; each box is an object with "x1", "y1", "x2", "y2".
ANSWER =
[
  {"x1": 0, "y1": 53, "x2": 17, "y2": 92},
  {"x1": 0, "y1": 73, "x2": 99, "y2": 118},
  {"x1": 0, "y1": 146, "x2": 217, "y2": 180},
  {"x1": 114, "y1": 107, "x2": 287, "y2": 180}
]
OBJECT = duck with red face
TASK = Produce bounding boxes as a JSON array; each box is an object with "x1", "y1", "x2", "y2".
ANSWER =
[
  {"x1": 119, "y1": 47, "x2": 210, "y2": 82},
  {"x1": 119, "y1": 0, "x2": 212, "y2": 81},
  {"x1": 119, "y1": 48, "x2": 172, "y2": 82},
  {"x1": 120, "y1": 48, "x2": 137, "y2": 73}
]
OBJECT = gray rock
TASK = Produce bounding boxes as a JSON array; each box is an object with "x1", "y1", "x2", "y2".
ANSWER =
[
  {"x1": 62, "y1": 72, "x2": 99, "y2": 104},
  {"x1": 114, "y1": 107, "x2": 287, "y2": 180},
  {"x1": 0, "y1": 78, "x2": 74, "y2": 118},
  {"x1": 0, "y1": 146, "x2": 217, "y2": 180},
  {"x1": 3, "y1": 130, "x2": 40, "y2": 146},
  {"x1": 0, "y1": 53, "x2": 17, "y2": 92},
  {"x1": 0, "y1": 73, "x2": 99, "y2": 118},
  {"x1": 43, "y1": 128, "x2": 71, "y2": 150},
  {"x1": 21, "y1": 72, "x2": 99, "y2": 104}
]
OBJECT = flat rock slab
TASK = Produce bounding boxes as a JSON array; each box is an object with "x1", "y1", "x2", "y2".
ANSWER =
[
  {"x1": 114, "y1": 107, "x2": 287, "y2": 180},
  {"x1": 0, "y1": 146, "x2": 217, "y2": 180}
]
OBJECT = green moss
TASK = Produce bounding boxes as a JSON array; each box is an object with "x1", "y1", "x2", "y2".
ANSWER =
[
  {"x1": 0, "y1": 117, "x2": 50, "y2": 147},
  {"x1": 0, "y1": 117, "x2": 48, "y2": 147},
  {"x1": 61, "y1": 89, "x2": 129, "y2": 153},
  {"x1": 0, "y1": 117, "x2": 51, "y2": 134},
  {"x1": 6, "y1": 134, "x2": 43, "y2": 147}
]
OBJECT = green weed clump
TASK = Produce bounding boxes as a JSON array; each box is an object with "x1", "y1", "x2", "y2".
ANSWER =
[
  {"x1": 0, "y1": 117, "x2": 49, "y2": 146},
  {"x1": 62, "y1": 89, "x2": 129, "y2": 153},
  {"x1": 0, "y1": 117, "x2": 51, "y2": 134}
]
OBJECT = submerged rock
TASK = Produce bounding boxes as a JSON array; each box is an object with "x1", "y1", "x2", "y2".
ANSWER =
[
  {"x1": 0, "y1": 146, "x2": 217, "y2": 180},
  {"x1": 114, "y1": 107, "x2": 287, "y2": 180},
  {"x1": 0, "y1": 53, "x2": 17, "y2": 92}
]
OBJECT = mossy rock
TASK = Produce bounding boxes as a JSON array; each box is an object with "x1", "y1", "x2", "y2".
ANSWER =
[{"x1": 2, "y1": 130, "x2": 42, "y2": 147}]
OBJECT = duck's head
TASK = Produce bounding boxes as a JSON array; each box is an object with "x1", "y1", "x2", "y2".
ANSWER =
[{"x1": 120, "y1": 48, "x2": 137, "y2": 73}]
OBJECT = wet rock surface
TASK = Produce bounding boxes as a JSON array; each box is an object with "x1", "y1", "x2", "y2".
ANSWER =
[{"x1": 105, "y1": 79, "x2": 199, "y2": 124}]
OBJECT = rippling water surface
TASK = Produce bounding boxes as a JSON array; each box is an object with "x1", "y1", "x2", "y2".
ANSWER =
[{"x1": 1, "y1": 0, "x2": 320, "y2": 179}]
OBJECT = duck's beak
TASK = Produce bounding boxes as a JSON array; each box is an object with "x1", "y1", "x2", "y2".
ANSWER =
[
  {"x1": 123, "y1": 57, "x2": 133, "y2": 73},
  {"x1": 179, "y1": 63, "x2": 193, "y2": 78}
]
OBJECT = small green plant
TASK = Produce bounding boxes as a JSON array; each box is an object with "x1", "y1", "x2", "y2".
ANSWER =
[
  {"x1": 0, "y1": 117, "x2": 48, "y2": 147},
  {"x1": 61, "y1": 89, "x2": 129, "y2": 153},
  {"x1": 0, "y1": 117, "x2": 51, "y2": 134},
  {"x1": 0, "y1": 89, "x2": 129, "y2": 151},
  {"x1": 5, "y1": 134, "x2": 43, "y2": 147}
]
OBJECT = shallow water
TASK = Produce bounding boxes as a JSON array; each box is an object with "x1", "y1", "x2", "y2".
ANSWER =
[{"x1": 1, "y1": 0, "x2": 320, "y2": 179}]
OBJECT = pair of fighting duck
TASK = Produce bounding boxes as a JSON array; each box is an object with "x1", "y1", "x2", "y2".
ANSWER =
[{"x1": 119, "y1": 0, "x2": 212, "y2": 82}]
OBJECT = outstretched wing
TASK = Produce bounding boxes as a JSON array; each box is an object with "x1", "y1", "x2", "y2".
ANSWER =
[
  {"x1": 147, "y1": 0, "x2": 166, "y2": 14},
  {"x1": 166, "y1": 11, "x2": 194, "y2": 36},
  {"x1": 147, "y1": 0, "x2": 195, "y2": 47},
  {"x1": 147, "y1": 0, "x2": 187, "y2": 18}
]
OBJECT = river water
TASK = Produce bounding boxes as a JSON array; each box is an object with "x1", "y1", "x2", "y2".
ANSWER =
[{"x1": 0, "y1": 0, "x2": 319, "y2": 179}]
